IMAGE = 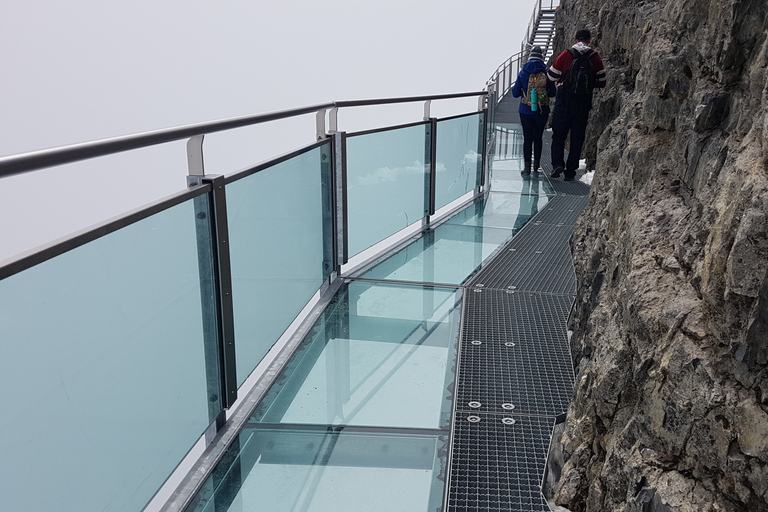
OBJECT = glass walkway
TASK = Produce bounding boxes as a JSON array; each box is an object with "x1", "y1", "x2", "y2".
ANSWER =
[
  {"x1": 176, "y1": 127, "x2": 588, "y2": 512},
  {"x1": 0, "y1": 4, "x2": 578, "y2": 509}
]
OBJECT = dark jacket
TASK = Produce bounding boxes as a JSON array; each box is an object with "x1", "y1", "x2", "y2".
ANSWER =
[
  {"x1": 547, "y1": 42, "x2": 607, "y2": 108},
  {"x1": 511, "y1": 60, "x2": 557, "y2": 116}
]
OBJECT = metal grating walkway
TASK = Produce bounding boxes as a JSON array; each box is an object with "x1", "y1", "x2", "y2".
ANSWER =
[{"x1": 446, "y1": 133, "x2": 589, "y2": 511}]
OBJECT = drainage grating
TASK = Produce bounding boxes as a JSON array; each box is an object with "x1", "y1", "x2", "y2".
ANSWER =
[
  {"x1": 447, "y1": 413, "x2": 553, "y2": 511},
  {"x1": 456, "y1": 290, "x2": 575, "y2": 417}
]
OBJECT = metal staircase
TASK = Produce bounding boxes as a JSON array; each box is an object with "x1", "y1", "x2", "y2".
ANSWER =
[
  {"x1": 487, "y1": 0, "x2": 560, "y2": 105},
  {"x1": 525, "y1": 5, "x2": 557, "y2": 62}
]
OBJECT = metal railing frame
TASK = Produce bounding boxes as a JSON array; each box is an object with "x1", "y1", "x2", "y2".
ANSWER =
[{"x1": 0, "y1": 90, "x2": 489, "y2": 512}]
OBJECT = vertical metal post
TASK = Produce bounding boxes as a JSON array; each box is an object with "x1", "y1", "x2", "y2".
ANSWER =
[
  {"x1": 329, "y1": 108, "x2": 339, "y2": 133},
  {"x1": 331, "y1": 132, "x2": 348, "y2": 270},
  {"x1": 426, "y1": 119, "x2": 437, "y2": 219},
  {"x1": 188, "y1": 175, "x2": 237, "y2": 412},
  {"x1": 479, "y1": 109, "x2": 489, "y2": 192},
  {"x1": 320, "y1": 143, "x2": 335, "y2": 279},
  {"x1": 189, "y1": 183, "x2": 225, "y2": 426},
  {"x1": 316, "y1": 110, "x2": 327, "y2": 141}
]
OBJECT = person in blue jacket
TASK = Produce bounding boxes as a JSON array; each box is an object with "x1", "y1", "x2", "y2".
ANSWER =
[{"x1": 511, "y1": 46, "x2": 557, "y2": 175}]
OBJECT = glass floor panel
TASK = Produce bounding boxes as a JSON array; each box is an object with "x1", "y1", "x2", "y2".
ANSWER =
[
  {"x1": 443, "y1": 191, "x2": 550, "y2": 231},
  {"x1": 186, "y1": 281, "x2": 458, "y2": 512},
  {"x1": 489, "y1": 170, "x2": 555, "y2": 195},
  {"x1": 359, "y1": 223, "x2": 514, "y2": 285},
  {"x1": 253, "y1": 282, "x2": 461, "y2": 429},
  {"x1": 186, "y1": 428, "x2": 447, "y2": 512}
]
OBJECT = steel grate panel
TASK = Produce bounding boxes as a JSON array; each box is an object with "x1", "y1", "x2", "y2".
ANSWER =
[
  {"x1": 529, "y1": 195, "x2": 589, "y2": 226},
  {"x1": 447, "y1": 413, "x2": 553, "y2": 512},
  {"x1": 467, "y1": 223, "x2": 577, "y2": 294},
  {"x1": 456, "y1": 290, "x2": 574, "y2": 417},
  {"x1": 547, "y1": 177, "x2": 590, "y2": 196},
  {"x1": 446, "y1": 128, "x2": 588, "y2": 511}
]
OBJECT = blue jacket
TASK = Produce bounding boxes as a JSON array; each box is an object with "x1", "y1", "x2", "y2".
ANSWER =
[{"x1": 511, "y1": 60, "x2": 557, "y2": 115}]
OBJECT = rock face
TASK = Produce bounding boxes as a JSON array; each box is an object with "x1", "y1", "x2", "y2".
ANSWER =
[{"x1": 552, "y1": 0, "x2": 768, "y2": 510}]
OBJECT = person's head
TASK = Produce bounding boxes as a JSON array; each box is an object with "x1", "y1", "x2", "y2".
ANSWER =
[
  {"x1": 575, "y1": 29, "x2": 591, "y2": 43},
  {"x1": 528, "y1": 46, "x2": 544, "y2": 63}
]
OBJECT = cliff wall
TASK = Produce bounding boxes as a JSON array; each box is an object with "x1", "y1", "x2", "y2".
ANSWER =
[{"x1": 553, "y1": 0, "x2": 768, "y2": 510}]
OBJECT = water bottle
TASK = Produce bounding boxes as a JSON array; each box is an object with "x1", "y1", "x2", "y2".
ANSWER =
[{"x1": 530, "y1": 86, "x2": 538, "y2": 112}]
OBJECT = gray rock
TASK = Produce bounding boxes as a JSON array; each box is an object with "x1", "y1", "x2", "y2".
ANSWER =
[{"x1": 549, "y1": 0, "x2": 768, "y2": 510}]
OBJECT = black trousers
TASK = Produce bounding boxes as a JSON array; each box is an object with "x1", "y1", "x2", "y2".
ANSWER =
[
  {"x1": 551, "y1": 103, "x2": 590, "y2": 177},
  {"x1": 519, "y1": 109, "x2": 549, "y2": 166}
]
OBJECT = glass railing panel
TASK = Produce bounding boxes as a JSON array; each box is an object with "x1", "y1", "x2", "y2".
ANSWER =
[
  {"x1": 360, "y1": 222, "x2": 514, "y2": 285},
  {"x1": 434, "y1": 113, "x2": 483, "y2": 210},
  {"x1": 0, "y1": 198, "x2": 213, "y2": 512},
  {"x1": 444, "y1": 191, "x2": 549, "y2": 231},
  {"x1": 489, "y1": 122, "x2": 523, "y2": 161},
  {"x1": 226, "y1": 142, "x2": 334, "y2": 386},
  {"x1": 252, "y1": 281, "x2": 462, "y2": 430},
  {"x1": 346, "y1": 123, "x2": 429, "y2": 258},
  {"x1": 185, "y1": 428, "x2": 448, "y2": 512}
]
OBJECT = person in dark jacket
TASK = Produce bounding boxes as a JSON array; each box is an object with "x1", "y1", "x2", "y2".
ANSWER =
[
  {"x1": 547, "y1": 29, "x2": 606, "y2": 181},
  {"x1": 511, "y1": 46, "x2": 557, "y2": 176}
]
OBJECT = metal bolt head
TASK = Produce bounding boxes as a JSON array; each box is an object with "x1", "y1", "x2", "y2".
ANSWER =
[
  {"x1": 467, "y1": 415, "x2": 481, "y2": 423},
  {"x1": 501, "y1": 403, "x2": 515, "y2": 410},
  {"x1": 470, "y1": 340, "x2": 482, "y2": 346},
  {"x1": 502, "y1": 417, "x2": 516, "y2": 425},
  {"x1": 468, "y1": 401, "x2": 482, "y2": 409}
]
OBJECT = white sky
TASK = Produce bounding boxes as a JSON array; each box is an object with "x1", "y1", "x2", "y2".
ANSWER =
[{"x1": 0, "y1": 0, "x2": 534, "y2": 261}]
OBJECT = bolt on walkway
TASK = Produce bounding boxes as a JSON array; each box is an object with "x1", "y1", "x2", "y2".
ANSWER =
[{"x1": 178, "y1": 125, "x2": 589, "y2": 512}]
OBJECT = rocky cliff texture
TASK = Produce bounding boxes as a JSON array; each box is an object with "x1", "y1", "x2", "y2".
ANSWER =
[{"x1": 552, "y1": 0, "x2": 768, "y2": 510}]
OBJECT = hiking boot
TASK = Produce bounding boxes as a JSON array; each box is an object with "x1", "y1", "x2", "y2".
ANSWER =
[
  {"x1": 533, "y1": 159, "x2": 541, "y2": 172},
  {"x1": 550, "y1": 166, "x2": 564, "y2": 178},
  {"x1": 522, "y1": 159, "x2": 532, "y2": 176},
  {"x1": 563, "y1": 175, "x2": 575, "y2": 182}
]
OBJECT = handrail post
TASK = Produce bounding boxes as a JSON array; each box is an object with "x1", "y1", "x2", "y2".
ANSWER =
[
  {"x1": 202, "y1": 175, "x2": 238, "y2": 410},
  {"x1": 423, "y1": 100, "x2": 432, "y2": 120},
  {"x1": 479, "y1": 108, "x2": 490, "y2": 193},
  {"x1": 316, "y1": 110, "x2": 328, "y2": 141},
  {"x1": 188, "y1": 172, "x2": 238, "y2": 431},
  {"x1": 187, "y1": 135, "x2": 205, "y2": 176},
  {"x1": 425, "y1": 118, "x2": 437, "y2": 224},
  {"x1": 331, "y1": 131, "x2": 348, "y2": 271},
  {"x1": 329, "y1": 107, "x2": 339, "y2": 133}
]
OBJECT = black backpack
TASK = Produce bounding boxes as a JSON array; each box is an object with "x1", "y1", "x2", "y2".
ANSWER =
[{"x1": 563, "y1": 48, "x2": 596, "y2": 95}]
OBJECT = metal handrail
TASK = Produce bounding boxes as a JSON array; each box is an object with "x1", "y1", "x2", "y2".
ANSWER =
[{"x1": 0, "y1": 91, "x2": 486, "y2": 179}]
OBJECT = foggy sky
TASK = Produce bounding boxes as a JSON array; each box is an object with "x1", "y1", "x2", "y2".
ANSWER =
[{"x1": 0, "y1": 0, "x2": 533, "y2": 261}]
